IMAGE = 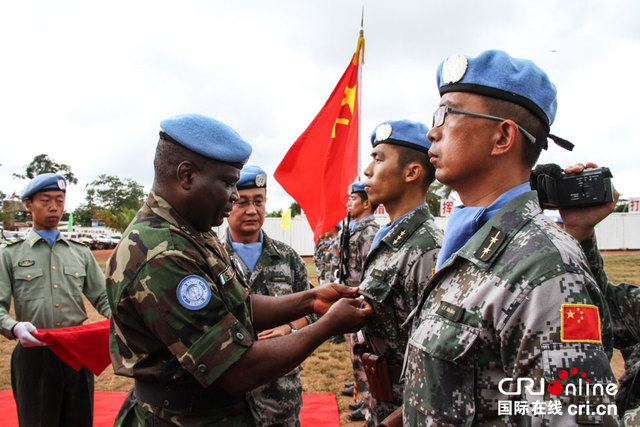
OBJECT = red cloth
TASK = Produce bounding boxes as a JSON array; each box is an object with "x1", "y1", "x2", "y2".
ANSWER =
[
  {"x1": 0, "y1": 391, "x2": 339, "y2": 427},
  {"x1": 32, "y1": 319, "x2": 111, "y2": 375},
  {"x1": 274, "y1": 35, "x2": 364, "y2": 241}
]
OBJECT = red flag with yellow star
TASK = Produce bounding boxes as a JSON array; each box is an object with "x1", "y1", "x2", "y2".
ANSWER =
[
  {"x1": 560, "y1": 304, "x2": 602, "y2": 343},
  {"x1": 274, "y1": 32, "x2": 364, "y2": 241}
]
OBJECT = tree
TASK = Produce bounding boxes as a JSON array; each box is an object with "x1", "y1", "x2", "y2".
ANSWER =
[
  {"x1": 266, "y1": 208, "x2": 283, "y2": 218},
  {"x1": 94, "y1": 207, "x2": 138, "y2": 232},
  {"x1": 289, "y1": 202, "x2": 301, "y2": 217},
  {"x1": 72, "y1": 204, "x2": 97, "y2": 227},
  {"x1": 615, "y1": 198, "x2": 629, "y2": 213},
  {"x1": 13, "y1": 154, "x2": 78, "y2": 185},
  {"x1": 85, "y1": 174, "x2": 145, "y2": 211}
]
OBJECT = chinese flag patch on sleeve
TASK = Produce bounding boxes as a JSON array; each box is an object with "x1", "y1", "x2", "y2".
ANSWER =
[{"x1": 560, "y1": 304, "x2": 602, "y2": 343}]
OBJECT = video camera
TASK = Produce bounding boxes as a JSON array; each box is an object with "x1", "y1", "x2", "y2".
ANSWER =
[{"x1": 530, "y1": 163, "x2": 614, "y2": 209}]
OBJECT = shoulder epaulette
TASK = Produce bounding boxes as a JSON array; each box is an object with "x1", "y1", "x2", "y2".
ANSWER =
[{"x1": 4, "y1": 238, "x2": 24, "y2": 247}]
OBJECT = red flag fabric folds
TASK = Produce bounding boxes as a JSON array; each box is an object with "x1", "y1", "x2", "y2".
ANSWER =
[
  {"x1": 275, "y1": 36, "x2": 364, "y2": 240},
  {"x1": 32, "y1": 319, "x2": 111, "y2": 375}
]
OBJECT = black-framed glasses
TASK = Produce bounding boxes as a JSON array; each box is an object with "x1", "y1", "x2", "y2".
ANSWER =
[
  {"x1": 432, "y1": 106, "x2": 536, "y2": 144},
  {"x1": 233, "y1": 198, "x2": 265, "y2": 209}
]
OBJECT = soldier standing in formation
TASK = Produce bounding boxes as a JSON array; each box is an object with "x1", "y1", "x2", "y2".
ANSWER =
[
  {"x1": 335, "y1": 180, "x2": 380, "y2": 421},
  {"x1": 313, "y1": 224, "x2": 340, "y2": 285},
  {"x1": 0, "y1": 173, "x2": 111, "y2": 426},
  {"x1": 357, "y1": 119, "x2": 443, "y2": 426},
  {"x1": 396, "y1": 50, "x2": 617, "y2": 425},
  {"x1": 221, "y1": 164, "x2": 314, "y2": 427},
  {"x1": 106, "y1": 113, "x2": 372, "y2": 426}
]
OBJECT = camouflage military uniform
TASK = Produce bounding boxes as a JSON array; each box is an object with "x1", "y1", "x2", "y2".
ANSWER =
[
  {"x1": 357, "y1": 206, "x2": 442, "y2": 426},
  {"x1": 581, "y1": 235, "x2": 640, "y2": 425},
  {"x1": 107, "y1": 191, "x2": 256, "y2": 426},
  {"x1": 313, "y1": 237, "x2": 332, "y2": 285},
  {"x1": 323, "y1": 237, "x2": 340, "y2": 284},
  {"x1": 403, "y1": 191, "x2": 617, "y2": 426},
  {"x1": 336, "y1": 215, "x2": 379, "y2": 415},
  {"x1": 331, "y1": 215, "x2": 380, "y2": 288},
  {"x1": 222, "y1": 231, "x2": 314, "y2": 427}
]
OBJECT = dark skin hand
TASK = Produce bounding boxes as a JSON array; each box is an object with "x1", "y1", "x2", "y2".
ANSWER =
[
  {"x1": 216, "y1": 288, "x2": 372, "y2": 396},
  {"x1": 559, "y1": 162, "x2": 619, "y2": 242}
]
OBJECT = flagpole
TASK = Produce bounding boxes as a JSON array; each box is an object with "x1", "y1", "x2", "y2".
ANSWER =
[{"x1": 357, "y1": 6, "x2": 364, "y2": 179}]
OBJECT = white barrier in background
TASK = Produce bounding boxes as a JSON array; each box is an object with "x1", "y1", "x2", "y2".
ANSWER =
[{"x1": 216, "y1": 212, "x2": 639, "y2": 256}]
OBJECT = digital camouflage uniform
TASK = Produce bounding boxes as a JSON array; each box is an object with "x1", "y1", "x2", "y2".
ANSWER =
[
  {"x1": 222, "y1": 231, "x2": 315, "y2": 427},
  {"x1": 313, "y1": 237, "x2": 333, "y2": 285},
  {"x1": 403, "y1": 191, "x2": 617, "y2": 426},
  {"x1": 324, "y1": 237, "x2": 340, "y2": 284},
  {"x1": 107, "y1": 191, "x2": 256, "y2": 426},
  {"x1": 336, "y1": 215, "x2": 379, "y2": 414},
  {"x1": 581, "y1": 235, "x2": 640, "y2": 425},
  {"x1": 357, "y1": 206, "x2": 442, "y2": 426}
]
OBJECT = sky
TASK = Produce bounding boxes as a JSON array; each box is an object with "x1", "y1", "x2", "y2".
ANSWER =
[{"x1": 1, "y1": 0, "x2": 639, "y2": 214}]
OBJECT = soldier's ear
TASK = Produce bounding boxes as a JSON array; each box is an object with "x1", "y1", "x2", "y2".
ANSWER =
[{"x1": 176, "y1": 161, "x2": 195, "y2": 190}]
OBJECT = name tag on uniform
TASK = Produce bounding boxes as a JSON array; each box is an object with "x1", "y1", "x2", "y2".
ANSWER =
[
  {"x1": 436, "y1": 301, "x2": 464, "y2": 322},
  {"x1": 370, "y1": 269, "x2": 385, "y2": 281},
  {"x1": 271, "y1": 276, "x2": 288, "y2": 282}
]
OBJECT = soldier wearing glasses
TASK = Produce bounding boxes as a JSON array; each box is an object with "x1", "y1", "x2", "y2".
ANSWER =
[
  {"x1": 222, "y1": 165, "x2": 314, "y2": 427},
  {"x1": 385, "y1": 50, "x2": 617, "y2": 426}
]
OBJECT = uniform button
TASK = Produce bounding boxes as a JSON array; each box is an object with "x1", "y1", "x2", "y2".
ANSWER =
[
  {"x1": 198, "y1": 364, "x2": 207, "y2": 373},
  {"x1": 55, "y1": 304, "x2": 60, "y2": 308},
  {"x1": 56, "y1": 323, "x2": 61, "y2": 326},
  {"x1": 74, "y1": 272, "x2": 79, "y2": 277},
  {"x1": 26, "y1": 275, "x2": 31, "y2": 279},
  {"x1": 53, "y1": 284, "x2": 58, "y2": 289},
  {"x1": 52, "y1": 266, "x2": 56, "y2": 270},
  {"x1": 235, "y1": 332, "x2": 245, "y2": 341}
]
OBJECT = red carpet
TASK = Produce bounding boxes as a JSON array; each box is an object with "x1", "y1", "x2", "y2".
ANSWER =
[{"x1": 0, "y1": 390, "x2": 339, "y2": 426}]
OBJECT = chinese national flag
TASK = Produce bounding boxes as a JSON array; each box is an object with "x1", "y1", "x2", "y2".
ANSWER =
[
  {"x1": 274, "y1": 33, "x2": 364, "y2": 241},
  {"x1": 560, "y1": 304, "x2": 602, "y2": 343}
]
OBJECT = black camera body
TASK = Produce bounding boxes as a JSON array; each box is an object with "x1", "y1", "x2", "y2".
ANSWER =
[{"x1": 531, "y1": 164, "x2": 614, "y2": 209}]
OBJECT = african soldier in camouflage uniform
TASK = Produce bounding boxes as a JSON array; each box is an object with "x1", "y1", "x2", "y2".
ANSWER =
[
  {"x1": 358, "y1": 120, "x2": 443, "y2": 426},
  {"x1": 221, "y1": 165, "x2": 314, "y2": 427},
  {"x1": 106, "y1": 114, "x2": 373, "y2": 426},
  {"x1": 400, "y1": 51, "x2": 618, "y2": 426}
]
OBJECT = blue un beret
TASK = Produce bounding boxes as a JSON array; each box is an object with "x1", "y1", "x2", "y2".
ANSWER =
[
  {"x1": 237, "y1": 165, "x2": 267, "y2": 190},
  {"x1": 371, "y1": 120, "x2": 431, "y2": 153},
  {"x1": 349, "y1": 180, "x2": 366, "y2": 194},
  {"x1": 21, "y1": 173, "x2": 67, "y2": 200},
  {"x1": 160, "y1": 113, "x2": 252, "y2": 167},
  {"x1": 437, "y1": 49, "x2": 557, "y2": 127}
]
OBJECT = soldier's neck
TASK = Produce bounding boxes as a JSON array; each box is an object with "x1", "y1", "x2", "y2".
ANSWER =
[{"x1": 230, "y1": 228, "x2": 260, "y2": 244}]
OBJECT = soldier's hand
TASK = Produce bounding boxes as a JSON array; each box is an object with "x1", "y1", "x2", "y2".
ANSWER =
[
  {"x1": 12, "y1": 322, "x2": 47, "y2": 347},
  {"x1": 257, "y1": 325, "x2": 290, "y2": 340},
  {"x1": 311, "y1": 283, "x2": 359, "y2": 315},
  {"x1": 560, "y1": 162, "x2": 619, "y2": 242},
  {"x1": 322, "y1": 298, "x2": 372, "y2": 334}
]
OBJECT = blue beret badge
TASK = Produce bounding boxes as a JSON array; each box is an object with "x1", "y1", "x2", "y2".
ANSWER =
[
  {"x1": 255, "y1": 174, "x2": 266, "y2": 187},
  {"x1": 442, "y1": 54, "x2": 468, "y2": 84},
  {"x1": 176, "y1": 275, "x2": 211, "y2": 310},
  {"x1": 375, "y1": 124, "x2": 392, "y2": 141}
]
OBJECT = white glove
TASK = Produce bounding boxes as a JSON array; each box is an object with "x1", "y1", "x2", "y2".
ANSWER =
[{"x1": 13, "y1": 322, "x2": 46, "y2": 347}]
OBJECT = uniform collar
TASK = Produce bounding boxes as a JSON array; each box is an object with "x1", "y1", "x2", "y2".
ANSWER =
[
  {"x1": 26, "y1": 228, "x2": 67, "y2": 248},
  {"x1": 437, "y1": 190, "x2": 540, "y2": 271},
  {"x1": 145, "y1": 190, "x2": 204, "y2": 242},
  {"x1": 376, "y1": 205, "x2": 431, "y2": 251}
]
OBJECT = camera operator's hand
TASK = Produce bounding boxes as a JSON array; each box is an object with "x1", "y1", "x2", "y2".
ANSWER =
[{"x1": 560, "y1": 162, "x2": 619, "y2": 242}]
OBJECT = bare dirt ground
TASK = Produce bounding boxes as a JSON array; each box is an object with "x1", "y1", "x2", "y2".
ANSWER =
[{"x1": 0, "y1": 249, "x2": 634, "y2": 426}]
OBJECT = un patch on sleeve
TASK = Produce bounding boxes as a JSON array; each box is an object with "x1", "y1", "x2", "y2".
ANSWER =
[{"x1": 176, "y1": 275, "x2": 212, "y2": 310}]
